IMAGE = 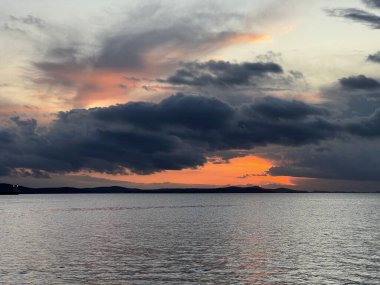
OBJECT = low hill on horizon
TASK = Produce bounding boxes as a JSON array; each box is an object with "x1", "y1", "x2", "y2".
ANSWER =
[
  {"x1": 0, "y1": 183, "x2": 307, "y2": 194},
  {"x1": 1, "y1": 183, "x2": 379, "y2": 194}
]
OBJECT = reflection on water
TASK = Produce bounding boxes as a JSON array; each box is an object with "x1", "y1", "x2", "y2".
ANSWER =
[{"x1": 0, "y1": 194, "x2": 379, "y2": 284}]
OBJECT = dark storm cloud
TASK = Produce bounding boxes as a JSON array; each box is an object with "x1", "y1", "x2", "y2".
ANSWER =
[
  {"x1": 367, "y1": 51, "x2": 380, "y2": 63},
  {"x1": 321, "y1": 75, "x2": 380, "y2": 119},
  {"x1": 339, "y1": 75, "x2": 380, "y2": 90},
  {"x1": 266, "y1": 103, "x2": 380, "y2": 182},
  {"x1": 247, "y1": 96, "x2": 327, "y2": 121},
  {"x1": 0, "y1": 129, "x2": 14, "y2": 144},
  {"x1": 268, "y1": 139, "x2": 380, "y2": 181},
  {"x1": 363, "y1": 0, "x2": 380, "y2": 9},
  {"x1": 1, "y1": 93, "x2": 379, "y2": 181},
  {"x1": 0, "y1": 94, "x2": 339, "y2": 176},
  {"x1": 267, "y1": 73, "x2": 380, "y2": 183},
  {"x1": 346, "y1": 108, "x2": 380, "y2": 137},
  {"x1": 10, "y1": 117, "x2": 37, "y2": 134},
  {"x1": 344, "y1": 95, "x2": 380, "y2": 117},
  {"x1": 162, "y1": 60, "x2": 283, "y2": 87},
  {"x1": 327, "y1": 76, "x2": 380, "y2": 131},
  {"x1": 93, "y1": 95, "x2": 234, "y2": 131}
]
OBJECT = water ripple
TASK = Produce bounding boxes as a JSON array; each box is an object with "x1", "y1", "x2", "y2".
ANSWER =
[{"x1": 0, "y1": 193, "x2": 378, "y2": 284}]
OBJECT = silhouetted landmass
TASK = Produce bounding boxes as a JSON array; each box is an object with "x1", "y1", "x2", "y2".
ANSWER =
[
  {"x1": 0, "y1": 183, "x2": 21, "y2": 195},
  {"x1": 0, "y1": 183, "x2": 306, "y2": 194},
  {"x1": 0, "y1": 183, "x2": 379, "y2": 194}
]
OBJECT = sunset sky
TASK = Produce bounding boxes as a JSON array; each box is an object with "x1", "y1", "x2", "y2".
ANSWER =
[{"x1": 1, "y1": 0, "x2": 380, "y2": 191}]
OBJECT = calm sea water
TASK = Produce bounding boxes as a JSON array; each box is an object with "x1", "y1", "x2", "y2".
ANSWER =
[{"x1": 0, "y1": 194, "x2": 378, "y2": 284}]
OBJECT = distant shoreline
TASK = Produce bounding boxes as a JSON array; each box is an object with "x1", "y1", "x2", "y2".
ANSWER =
[{"x1": 1, "y1": 183, "x2": 379, "y2": 194}]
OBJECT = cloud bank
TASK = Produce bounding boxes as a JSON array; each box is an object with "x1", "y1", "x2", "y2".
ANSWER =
[
  {"x1": 0, "y1": 94, "x2": 339, "y2": 176},
  {"x1": 1, "y1": 90, "x2": 380, "y2": 179}
]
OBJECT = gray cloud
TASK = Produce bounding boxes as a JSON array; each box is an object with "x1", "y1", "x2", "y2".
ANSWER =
[
  {"x1": 363, "y1": 0, "x2": 380, "y2": 9},
  {"x1": 0, "y1": 129, "x2": 14, "y2": 144},
  {"x1": 91, "y1": 1, "x2": 274, "y2": 72},
  {"x1": 34, "y1": 3, "x2": 262, "y2": 74},
  {"x1": 2, "y1": 23, "x2": 27, "y2": 34},
  {"x1": 265, "y1": 96, "x2": 380, "y2": 182},
  {"x1": 95, "y1": 28, "x2": 263, "y2": 72},
  {"x1": 368, "y1": 51, "x2": 380, "y2": 63},
  {"x1": 3, "y1": 1, "x2": 379, "y2": 189},
  {"x1": 325, "y1": 74, "x2": 380, "y2": 117},
  {"x1": 9, "y1": 168, "x2": 50, "y2": 179},
  {"x1": 347, "y1": 108, "x2": 380, "y2": 137},
  {"x1": 161, "y1": 60, "x2": 283, "y2": 88},
  {"x1": 29, "y1": 4, "x2": 274, "y2": 106},
  {"x1": 0, "y1": 94, "x2": 338, "y2": 176},
  {"x1": 32, "y1": 59, "x2": 90, "y2": 88},
  {"x1": 242, "y1": 96, "x2": 327, "y2": 121},
  {"x1": 246, "y1": 72, "x2": 380, "y2": 183},
  {"x1": 268, "y1": 138, "x2": 380, "y2": 181},
  {"x1": 2, "y1": 14, "x2": 45, "y2": 35},
  {"x1": 339, "y1": 75, "x2": 380, "y2": 90},
  {"x1": 327, "y1": 8, "x2": 380, "y2": 29},
  {"x1": 3, "y1": 92, "x2": 378, "y2": 179},
  {"x1": 9, "y1": 15, "x2": 45, "y2": 29},
  {"x1": 157, "y1": 58, "x2": 310, "y2": 99},
  {"x1": 327, "y1": 0, "x2": 380, "y2": 29}
]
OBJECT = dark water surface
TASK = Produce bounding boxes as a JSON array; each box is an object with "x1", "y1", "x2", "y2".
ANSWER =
[{"x1": 0, "y1": 194, "x2": 379, "y2": 284}]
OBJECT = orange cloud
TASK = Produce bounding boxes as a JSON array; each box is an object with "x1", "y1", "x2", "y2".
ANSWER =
[
  {"x1": 36, "y1": 67, "x2": 152, "y2": 108},
  {"x1": 222, "y1": 33, "x2": 272, "y2": 46},
  {"x1": 30, "y1": 30, "x2": 273, "y2": 111},
  {"x1": 71, "y1": 69, "x2": 130, "y2": 107}
]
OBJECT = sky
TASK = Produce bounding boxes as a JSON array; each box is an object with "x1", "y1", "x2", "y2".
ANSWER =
[{"x1": 0, "y1": 0, "x2": 380, "y2": 191}]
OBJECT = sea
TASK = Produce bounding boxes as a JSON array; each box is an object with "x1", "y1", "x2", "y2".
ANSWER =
[{"x1": 0, "y1": 193, "x2": 378, "y2": 284}]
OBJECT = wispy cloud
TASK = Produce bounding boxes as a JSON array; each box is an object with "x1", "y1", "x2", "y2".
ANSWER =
[{"x1": 327, "y1": 0, "x2": 380, "y2": 29}]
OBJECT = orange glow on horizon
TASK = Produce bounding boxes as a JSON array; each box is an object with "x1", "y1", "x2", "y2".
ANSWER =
[{"x1": 83, "y1": 155, "x2": 293, "y2": 187}]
